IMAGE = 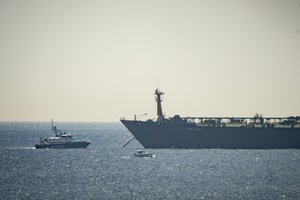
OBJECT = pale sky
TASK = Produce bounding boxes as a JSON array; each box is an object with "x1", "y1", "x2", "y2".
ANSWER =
[{"x1": 0, "y1": 0, "x2": 300, "y2": 121}]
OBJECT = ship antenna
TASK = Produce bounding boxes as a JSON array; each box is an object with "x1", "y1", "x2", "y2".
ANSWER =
[
  {"x1": 51, "y1": 119, "x2": 58, "y2": 134},
  {"x1": 51, "y1": 119, "x2": 54, "y2": 130},
  {"x1": 155, "y1": 88, "x2": 165, "y2": 121}
]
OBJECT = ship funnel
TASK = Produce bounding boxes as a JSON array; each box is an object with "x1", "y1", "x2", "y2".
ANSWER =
[{"x1": 155, "y1": 89, "x2": 164, "y2": 121}]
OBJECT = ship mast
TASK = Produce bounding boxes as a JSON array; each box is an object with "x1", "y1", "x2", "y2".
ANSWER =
[{"x1": 155, "y1": 89, "x2": 165, "y2": 121}]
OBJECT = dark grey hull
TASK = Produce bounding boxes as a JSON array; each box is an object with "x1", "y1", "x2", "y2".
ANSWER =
[
  {"x1": 121, "y1": 120, "x2": 300, "y2": 149},
  {"x1": 35, "y1": 141, "x2": 90, "y2": 149}
]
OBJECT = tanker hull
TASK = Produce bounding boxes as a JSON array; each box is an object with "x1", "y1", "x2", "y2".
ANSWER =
[{"x1": 121, "y1": 120, "x2": 300, "y2": 149}]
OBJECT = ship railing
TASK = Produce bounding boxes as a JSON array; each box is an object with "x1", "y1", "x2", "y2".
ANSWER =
[{"x1": 183, "y1": 116, "x2": 300, "y2": 128}]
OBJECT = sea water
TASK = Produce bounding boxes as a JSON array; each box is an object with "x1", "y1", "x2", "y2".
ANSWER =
[{"x1": 0, "y1": 122, "x2": 299, "y2": 200}]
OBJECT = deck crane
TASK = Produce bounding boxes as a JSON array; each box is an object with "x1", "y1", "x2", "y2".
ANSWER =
[{"x1": 134, "y1": 113, "x2": 147, "y2": 121}]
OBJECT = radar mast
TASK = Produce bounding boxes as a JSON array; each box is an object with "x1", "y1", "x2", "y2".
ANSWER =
[{"x1": 155, "y1": 89, "x2": 165, "y2": 121}]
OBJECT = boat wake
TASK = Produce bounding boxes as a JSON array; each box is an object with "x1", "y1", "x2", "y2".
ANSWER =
[{"x1": 2, "y1": 147, "x2": 36, "y2": 150}]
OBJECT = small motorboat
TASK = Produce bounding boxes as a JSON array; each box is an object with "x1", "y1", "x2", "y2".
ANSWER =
[{"x1": 133, "y1": 150, "x2": 155, "y2": 158}]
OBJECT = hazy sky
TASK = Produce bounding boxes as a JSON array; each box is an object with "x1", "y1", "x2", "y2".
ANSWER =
[{"x1": 0, "y1": 0, "x2": 300, "y2": 121}]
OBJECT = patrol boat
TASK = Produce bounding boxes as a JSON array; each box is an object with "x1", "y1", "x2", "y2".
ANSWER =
[
  {"x1": 35, "y1": 120, "x2": 90, "y2": 149},
  {"x1": 121, "y1": 89, "x2": 300, "y2": 149}
]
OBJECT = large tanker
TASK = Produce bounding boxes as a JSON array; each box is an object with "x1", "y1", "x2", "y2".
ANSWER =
[{"x1": 121, "y1": 89, "x2": 300, "y2": 149}]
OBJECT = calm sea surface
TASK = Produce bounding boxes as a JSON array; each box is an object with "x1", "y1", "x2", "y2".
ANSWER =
[{"x1": 0, "y1": 122, "x2": 299, "y2": 200}]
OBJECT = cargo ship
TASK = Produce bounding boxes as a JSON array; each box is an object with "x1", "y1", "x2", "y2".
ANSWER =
[
  {"x1": 35, "y1": 120, "x2": 90, "y2": 149},
  {"x1": 121, "y1": 89, "x2": 300, "y2": 149}
]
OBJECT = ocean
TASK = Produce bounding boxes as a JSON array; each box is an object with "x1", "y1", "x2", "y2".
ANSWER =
[{"x1": 0, "y1": 122, "x2": 299, "y2": 200}]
